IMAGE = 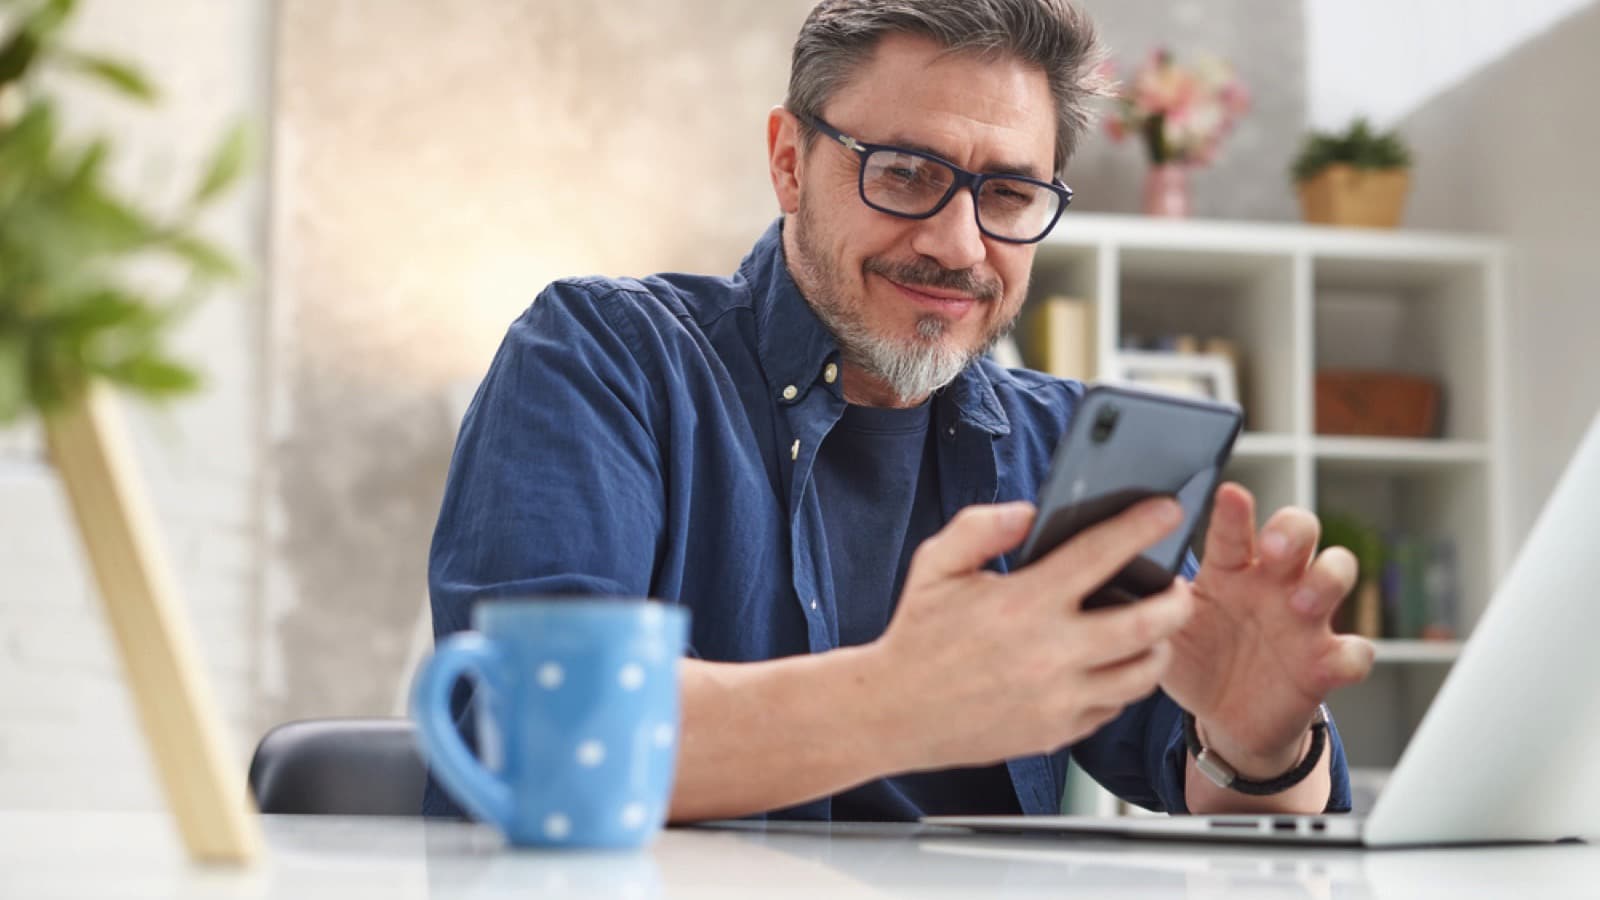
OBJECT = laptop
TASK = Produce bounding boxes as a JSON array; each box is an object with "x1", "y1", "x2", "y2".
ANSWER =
[{"x1": 927, "y1": 410, "x2": 1600, "y2": 848}]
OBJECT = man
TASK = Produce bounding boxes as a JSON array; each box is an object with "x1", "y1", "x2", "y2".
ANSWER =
[{"x1": 427, "y1": 0, "x2": 1375, "y2": 822}]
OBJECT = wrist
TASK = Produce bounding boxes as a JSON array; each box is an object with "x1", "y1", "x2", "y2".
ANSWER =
[{"x1": 1196, "y1": 719, "x2": 1310, "y2": 781}]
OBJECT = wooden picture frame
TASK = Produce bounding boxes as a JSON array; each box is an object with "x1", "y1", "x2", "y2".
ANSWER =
[
  {"x1": 44, "y1": 384, "x2": 261, "y2": 864},
  {"x1": 1110, "y1": 350, "x2": 1240, "y2": 406}
]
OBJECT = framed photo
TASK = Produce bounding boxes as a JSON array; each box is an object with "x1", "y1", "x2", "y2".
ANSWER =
[{"x1": 1109, "y1": 350, "x2": 1239, "y2": 406}]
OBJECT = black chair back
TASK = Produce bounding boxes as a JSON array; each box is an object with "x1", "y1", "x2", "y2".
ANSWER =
[{"x1": 249, "y1": 718, "x2": 426, "y2": 816}]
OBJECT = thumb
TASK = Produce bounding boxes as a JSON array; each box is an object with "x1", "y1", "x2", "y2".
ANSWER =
[{"x1": 907, "y1": 501, "x2": 1036, "y2": 588}]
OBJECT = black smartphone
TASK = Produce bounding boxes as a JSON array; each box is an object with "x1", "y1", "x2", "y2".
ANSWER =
[{"x1": 1017, "y1": 383, "x2": 1243, "y2": 609}]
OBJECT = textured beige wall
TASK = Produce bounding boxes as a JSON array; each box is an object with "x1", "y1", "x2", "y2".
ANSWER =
[
  {"x1": 265, "y1": 0, "x2": 818, "y2": 722},
  {"x1": 264, "y1": 0, "x2": 1307, "y2": 723}
]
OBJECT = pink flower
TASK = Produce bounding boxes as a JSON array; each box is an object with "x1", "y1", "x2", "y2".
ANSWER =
[{"x1": 1106, "y1": 47, "x2": 1249, "y2": 168}]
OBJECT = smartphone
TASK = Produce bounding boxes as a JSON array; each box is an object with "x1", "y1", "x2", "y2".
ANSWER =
[{"x1": 1017, "y1": 383, "x2": 1243, "y2": 609}]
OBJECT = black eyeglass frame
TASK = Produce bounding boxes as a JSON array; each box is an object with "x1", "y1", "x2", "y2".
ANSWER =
[{"x1": 798, "y1": 111, "x2": 1073, "y2": 245}]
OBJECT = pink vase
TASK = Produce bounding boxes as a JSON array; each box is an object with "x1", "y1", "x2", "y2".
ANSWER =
[{"x1": 1143, "y1": 164, "x2": 1192, "y2": 218}]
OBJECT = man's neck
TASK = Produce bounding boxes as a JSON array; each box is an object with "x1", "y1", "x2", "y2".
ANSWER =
[{"x1": 838, "y1": 362, "x2": 928, "y2": 409}]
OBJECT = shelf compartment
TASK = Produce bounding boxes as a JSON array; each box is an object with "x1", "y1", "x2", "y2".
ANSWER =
[
  {"x1": 1315, "y1": 463, "x2": 1490, "y2": 644},
  {"x1": 1313, "y1": 255, "x2": 1493, "y2": 442},
  {"x1": 1115, "y1": 247, "x2": 1297, "y2": 436}
]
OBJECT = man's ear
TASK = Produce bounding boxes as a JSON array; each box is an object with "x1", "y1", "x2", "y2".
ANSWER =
[{"x1": 767, "y1": 106, "x2": 803, "y2": 215}]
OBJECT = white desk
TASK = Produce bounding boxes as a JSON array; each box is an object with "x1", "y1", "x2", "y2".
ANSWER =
[{"x1": 2, "y1": 811, "x2": 1596, "y2": 899}]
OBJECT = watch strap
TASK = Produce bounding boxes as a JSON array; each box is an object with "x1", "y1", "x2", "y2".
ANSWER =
[{"x1": 1182, "y1": 704, "x2": 1329, "y2": 796}]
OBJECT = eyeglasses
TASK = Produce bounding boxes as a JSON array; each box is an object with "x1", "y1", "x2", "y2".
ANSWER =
[{"x1": 799, "y1": 112, "x2": 1072, "y2": 245}]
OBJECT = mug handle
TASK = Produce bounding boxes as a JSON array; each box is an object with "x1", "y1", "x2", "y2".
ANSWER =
[{"x1": 410, "y1": 632, "x2": 514, "y2": 827}]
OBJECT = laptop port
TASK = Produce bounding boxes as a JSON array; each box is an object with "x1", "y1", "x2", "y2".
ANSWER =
[
  {"x1": 1274, "y1": 819, "x2": 1298, "y2": 832},
  {"x1": 1311, "y1": 821, "x2": 1327, "y2": 832}
]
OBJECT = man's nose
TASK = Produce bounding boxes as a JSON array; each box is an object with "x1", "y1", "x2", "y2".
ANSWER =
[{"x1": 908, "y1": 188, "x2": 987, "y2": 273}]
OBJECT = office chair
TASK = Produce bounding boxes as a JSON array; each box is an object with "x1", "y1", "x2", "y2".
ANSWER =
[{"x1": 248, "y1": 717, "x2": 427, "y2": 816}]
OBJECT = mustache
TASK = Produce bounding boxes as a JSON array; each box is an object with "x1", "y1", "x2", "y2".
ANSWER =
[{"x1": 863, "y1": 256, "x2": 1002, "y2": 303}]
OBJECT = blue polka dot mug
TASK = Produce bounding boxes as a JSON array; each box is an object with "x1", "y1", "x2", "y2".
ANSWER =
[{"x1": 411, "y1": 598, "x2": 690, "y2": 848}]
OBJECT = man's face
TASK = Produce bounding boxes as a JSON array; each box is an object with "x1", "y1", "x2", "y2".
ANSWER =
[{"x1": 777, "y1": 33, "x2": 1056, "y2": 405}]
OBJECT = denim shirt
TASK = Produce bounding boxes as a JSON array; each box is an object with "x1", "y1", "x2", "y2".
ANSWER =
[{"x1": 426, "y1": 218, "x2": 1351, "y2": 819}]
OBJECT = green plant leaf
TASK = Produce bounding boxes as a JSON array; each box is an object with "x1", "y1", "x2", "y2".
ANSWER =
[
  {"x1": 0, "y1": 332, "x2": 25, "y2": 425},
  {"x1": 190, "y1": 121, "x2": 249, "y2": 208},
  {"x1": 166, "y1": 233, "x2": 239, "y2": 279},
  {"x1": 101, "y1": 353, "x2": 200, "y2": 395},
  {"x1": 0, "y1": 0, "x2": 76, "y2": 85},
  {"x1": 57, "y1": 50, "x2": 157, "y2": 103},
  {"x1": 0, "y1": 25, "x2": 41, "y2": 85},
  {"x1": 1289, "y1": 117, "x2": 1413, "y2": 183}
]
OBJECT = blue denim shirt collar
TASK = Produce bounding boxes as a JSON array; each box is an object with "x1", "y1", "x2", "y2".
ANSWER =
[{"x1": 744, "y1": 218, "x2": 1012, "y2": 437}]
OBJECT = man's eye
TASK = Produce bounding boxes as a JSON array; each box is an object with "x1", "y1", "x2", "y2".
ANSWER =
[{"x1": 989, "y1": 184, "x2": 1035, "y2": 206}]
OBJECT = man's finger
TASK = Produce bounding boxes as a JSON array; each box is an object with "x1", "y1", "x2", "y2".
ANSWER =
[
  {"x1": 1084, "y1": 640, "x2": 1173, "y2": 708},
  {"x1": 1257, "y1": 507, "x2": 1321, "y2": 579},
  {"x1": 1015, "y1": 497, "x2": 1183, "y2": 607},
  {"x1": 1288, "y1": 546, "x2": 1360, "y2": 621},
  {"x1": 1318, "y1": 635, "x2": 1377, "y2": 692},
  {"x1": 906, "y1": 501, "x2": 1036, "y2": 588},
  {"x1": 1199, "y1": 482, "x2": 1257, "y2": 572},
  {"x1": 1073, "y1": 580, "x2": 1194, "y2": 668}
]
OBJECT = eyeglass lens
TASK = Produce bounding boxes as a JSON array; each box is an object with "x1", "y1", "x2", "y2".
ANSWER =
[{"x1": 860, "y1": 149, "x2": 1061, "y2": 241}]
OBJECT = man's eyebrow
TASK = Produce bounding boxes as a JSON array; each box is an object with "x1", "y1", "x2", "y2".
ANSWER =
[{"x1": 880, "y1": 134, "x2": 1045, "y2": 180}]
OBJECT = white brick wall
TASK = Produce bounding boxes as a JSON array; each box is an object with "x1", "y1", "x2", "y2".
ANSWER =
[{"x1": 0, "y1": 0, "x2": 271, "y2": 811}]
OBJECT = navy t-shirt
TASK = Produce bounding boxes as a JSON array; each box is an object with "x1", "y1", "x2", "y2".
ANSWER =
[{"x1": 811, "y1": 400, "x2": 1021, "y2": 820}]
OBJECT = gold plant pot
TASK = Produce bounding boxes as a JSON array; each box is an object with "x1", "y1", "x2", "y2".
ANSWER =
[{"x1": 1296, "y1": 163, "x2": 1410, "y2": 229}]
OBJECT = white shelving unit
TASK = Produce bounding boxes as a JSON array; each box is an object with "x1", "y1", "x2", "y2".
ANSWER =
[{"x1": 1025, "y1": 214, "x2": 1506, "y2": 815}]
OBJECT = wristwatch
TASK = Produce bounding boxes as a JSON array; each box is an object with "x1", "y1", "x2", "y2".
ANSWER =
[{"x1": 1182, "y1": 704, "x2": 1330, "y2": 796}]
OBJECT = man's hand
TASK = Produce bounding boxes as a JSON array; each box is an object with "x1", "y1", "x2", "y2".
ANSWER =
[
  {"x1": 1164, "y1": 483, "x2": 1376, "y2": 788},
  {"x1": 868, "y1": 497, "x2": 1194, "y2": 772}
]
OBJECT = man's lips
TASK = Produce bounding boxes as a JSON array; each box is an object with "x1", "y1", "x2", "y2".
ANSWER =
[{"x1": 881, "y1": 276, "x2": 981, "y2": 318}]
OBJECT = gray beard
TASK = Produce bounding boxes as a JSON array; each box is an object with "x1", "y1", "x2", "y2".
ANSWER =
[
  {"x1": 789, "y1": 210, "x2": 1009, "y2": 405},
  {"x1": 813, "y1": 304, "x2": 979, "y2": 405}
]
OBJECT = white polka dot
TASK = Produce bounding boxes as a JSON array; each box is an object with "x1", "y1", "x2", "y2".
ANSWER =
[
  {"x1": 618, "y1": 663, "x2": 645, "y2": 690},
  {"x1": 537, "y1": 662, "x2": 564, "y2": 690},
  {"x1": 620, "y1": 803, "x2": 648, "y2": 829},
  {"x1": 652, "y1": 723, "x2": 674, "y2": 749},
  {"x1": 576, "y1": 739, "x2": 606, "y2": 767},
  {"x1": 544, "y1": 813, "x2": 571, "y2": 840}
]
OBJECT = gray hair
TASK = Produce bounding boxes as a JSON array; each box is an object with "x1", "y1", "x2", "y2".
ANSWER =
[{"x1": 785, "y1": 0, "x2": 1108, "y2": 177}]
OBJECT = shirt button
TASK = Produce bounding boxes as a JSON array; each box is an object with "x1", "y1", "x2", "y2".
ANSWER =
[
  {"x1": 823, "y1": 363, "x2": 838, "y2": 384},
  {"x1": 782, "y1": 385, "x2": 798, "y2": 401},
  {"x1": 946, "y1": 425, "x2": 957, "y2": 437},
  {"x1": 810, "y1": 599, "x2": 818, "y2": 610}
]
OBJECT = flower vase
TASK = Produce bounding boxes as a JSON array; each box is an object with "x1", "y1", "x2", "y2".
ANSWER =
[{"x1": 1142, "y1": 164, "x2": 1192, "y2": 218}]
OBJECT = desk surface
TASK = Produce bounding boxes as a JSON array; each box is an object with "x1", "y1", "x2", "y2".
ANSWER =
[{"x1": 3, "y1": 811, "x2": 1597, "y2": 899}]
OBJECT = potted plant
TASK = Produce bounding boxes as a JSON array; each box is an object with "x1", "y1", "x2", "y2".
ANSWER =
[
  {"x1": 1291, "y1": 118, "x2": 1413, "y2": 228},
  {"x1": 1103, "y1": 48, "x2": 1251, "y2": 218},
  {"x1": 1, "y1": 0, "x2": 258, "y2": 863}
]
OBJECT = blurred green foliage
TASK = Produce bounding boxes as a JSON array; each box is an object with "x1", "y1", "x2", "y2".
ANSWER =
[
  {"x1": 1290, "y1": 117, "x2": 1413, "y2": 184},
  {"x1": 0, "y1": 0, "x2": 248, "y2": 424},
  {"x1": 1319, "y1": 510, "x2": 1384, "y2": 589}
]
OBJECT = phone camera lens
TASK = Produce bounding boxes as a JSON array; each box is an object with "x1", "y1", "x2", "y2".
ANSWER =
[{"x1": 1091, "y1": 405, "x2": 1119, "y2": 443}]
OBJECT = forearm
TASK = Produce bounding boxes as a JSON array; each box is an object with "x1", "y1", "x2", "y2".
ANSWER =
[
  {"x1": 667, "y1": 647, "x2": 907, "y2": 823},
  {"x1": 1183, "y1": 720, "x2": 1333, "y2": 815}
]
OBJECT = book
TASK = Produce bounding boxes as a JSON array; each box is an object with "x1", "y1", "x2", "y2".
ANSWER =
[{"x1": 1021, "y1": 295, "x2": 1095, "y2": 382}]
